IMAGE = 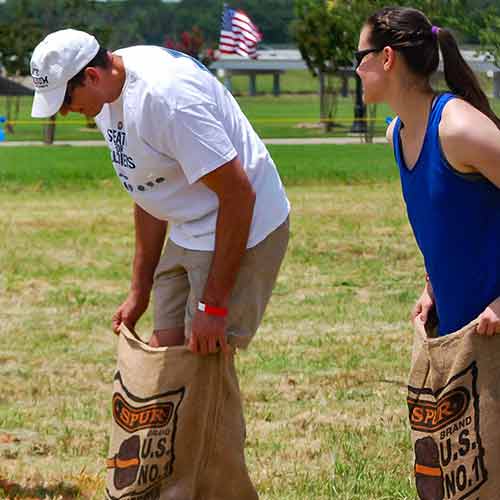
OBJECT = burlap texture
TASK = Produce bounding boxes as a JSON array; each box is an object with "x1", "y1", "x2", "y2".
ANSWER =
[
  {"x1": 105, "y1": 324, "x2": 258, "y2": 500},
  {"x1": 408, "y1": 317, "x2": 500, "y2": 500}
]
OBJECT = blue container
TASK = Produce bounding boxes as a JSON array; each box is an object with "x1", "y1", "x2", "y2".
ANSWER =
[{"x1": 0, "y1": 116, "x2": 5, "y2": 142}]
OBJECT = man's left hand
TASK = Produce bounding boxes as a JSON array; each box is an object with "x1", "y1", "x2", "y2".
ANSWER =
[
  {"x1": 189, "y1": 310, "x2": 230, "y2": 355},
  {"x1": 476, "y1": 297, "x2": 500, "y2": 335}
]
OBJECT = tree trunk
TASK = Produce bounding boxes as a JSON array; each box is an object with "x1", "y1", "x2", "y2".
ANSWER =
[{"x1": 319, "y1": 71, "x2": 327, "y2": 131}]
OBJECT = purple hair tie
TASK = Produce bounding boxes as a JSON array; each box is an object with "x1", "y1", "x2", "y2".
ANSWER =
[{"x1": 431, "y1": 26, "x2": 440, "y2": 36}]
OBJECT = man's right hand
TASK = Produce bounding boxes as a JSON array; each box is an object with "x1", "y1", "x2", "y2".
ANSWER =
[
  {"x1": 411, "y1": 281, "x2": 435, "y2": 325},
  {"x1": 112, "y1": 292, "x2": 150, "y2": 334}
]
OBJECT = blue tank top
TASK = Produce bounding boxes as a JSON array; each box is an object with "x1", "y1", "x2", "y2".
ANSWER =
[{"x1": 393, "y1": 93, "x2": 500, "y2": 336}]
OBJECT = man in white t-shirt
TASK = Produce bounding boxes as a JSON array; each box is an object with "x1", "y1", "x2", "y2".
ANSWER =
[
  {"x1": 31, "y1": 29, "x2": 291, "y2": 499},
  {"x1": 30, "y1": 29, "x2": 290, "y2": 355}
]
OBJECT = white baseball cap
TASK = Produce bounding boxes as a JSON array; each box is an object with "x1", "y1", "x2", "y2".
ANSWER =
[{"x1": 30, "y1": 29, "x2": 100, "y2": 118}]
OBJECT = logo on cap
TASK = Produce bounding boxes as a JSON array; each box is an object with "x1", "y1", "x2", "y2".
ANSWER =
[{"x1": 32, "y1": 66, "x2": 49, "y2": 89}]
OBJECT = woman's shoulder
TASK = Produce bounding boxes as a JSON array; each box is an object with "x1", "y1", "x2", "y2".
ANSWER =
[
  {"x1": 439, "y1": 96, "x2": 500, "y2": 178},
  {"x1": 441, "y1": 96, "x2": 489, "y2": 128},
  {"x1": 440, "y1": 97, "x2": 489, "y2": 138}
]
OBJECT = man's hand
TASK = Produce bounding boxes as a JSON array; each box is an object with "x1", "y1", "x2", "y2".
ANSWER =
[
  {"x1": 112, "y1": 292, "x2": 150, "y2": 335},
  {"x1": 411, "y1": 282, "x2": 435, "y2": 325},
  {"x1": 188, "y1": 310, "x2": 230, "y2": 355},
  {"x1": 476, "y1": 297, "x2": 500, "y2": 336}
]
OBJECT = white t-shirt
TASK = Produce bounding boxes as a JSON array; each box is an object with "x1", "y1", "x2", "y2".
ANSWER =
[{"x1": 94, "y1": 46, "x2": 290, "y2": 251}]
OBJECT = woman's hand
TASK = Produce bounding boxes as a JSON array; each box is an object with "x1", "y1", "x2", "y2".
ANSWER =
[
  {"x1": 411, "y1": 280, "x2": 435, "y2": 325},
  {"x1": 476, "y1": 297, "x2": 500, "y2": 335}
]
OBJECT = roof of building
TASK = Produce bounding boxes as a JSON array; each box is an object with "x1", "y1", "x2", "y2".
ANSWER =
[
  {"x1": 211, "y1": 48, "x2": 499, "y2": 73},
  {"x1": 0, "y1": 75, "x2": 34, "y2": 96}
]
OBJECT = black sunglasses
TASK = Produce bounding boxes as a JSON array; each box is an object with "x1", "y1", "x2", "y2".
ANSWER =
[{"x1": 354, "y1": 48, "x2": 382, "y2": 68}]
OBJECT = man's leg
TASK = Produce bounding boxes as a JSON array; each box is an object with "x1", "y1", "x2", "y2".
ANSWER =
[
  {"x1": 173, "y1": 219, "x2": 288, "y2": 499},
  {"x1": 152, "y1": 241, "x2": 190, "y2": 347}
]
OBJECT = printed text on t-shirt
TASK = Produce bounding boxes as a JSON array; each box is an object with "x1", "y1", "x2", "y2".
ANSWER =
[{"x1": 107, "y1": 123, "x2": 136, "y2": 169}]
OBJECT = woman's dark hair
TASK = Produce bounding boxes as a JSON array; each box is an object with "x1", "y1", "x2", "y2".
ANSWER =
[
  {"x1": 68, "y1": 46, "x2": 110, "y2": 87},
  {"x1": 366, "y1": 6, "x2": 500, "y2": 129}
]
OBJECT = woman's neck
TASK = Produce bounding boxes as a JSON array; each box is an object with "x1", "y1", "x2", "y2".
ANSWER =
[{"x1": 387, "y1": 84, "x2": 435, "y2": 132}]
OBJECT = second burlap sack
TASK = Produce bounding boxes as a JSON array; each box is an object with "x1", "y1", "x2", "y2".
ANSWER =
[
  {"x1": 408, "y1": 317, "x2": 500, "y2": 500},
  {"x1": 105, "y1": 324, "x2": 258, "y2": 500}
]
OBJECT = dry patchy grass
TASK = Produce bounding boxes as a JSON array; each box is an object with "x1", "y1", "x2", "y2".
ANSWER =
[{"x1": 1, "y1": 183, "x2": 423, "y2": 499}]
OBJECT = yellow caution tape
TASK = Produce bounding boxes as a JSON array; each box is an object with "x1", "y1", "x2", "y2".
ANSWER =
[{"x1": 4, "y1": 117, "x2": 387, "y2": 125}]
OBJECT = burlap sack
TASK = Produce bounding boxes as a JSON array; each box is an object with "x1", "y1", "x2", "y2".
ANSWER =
[
  {"x1": 105, "y1": 324, "x2": 258, "y2": 500},
  {"x1": 408, "y1": 317, "x2": 500, "y2": 500}
]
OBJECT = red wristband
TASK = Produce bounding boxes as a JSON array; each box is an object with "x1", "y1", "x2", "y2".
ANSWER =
[{"x1": 197, "y1": 301, "x2": 228, "y2": 317}]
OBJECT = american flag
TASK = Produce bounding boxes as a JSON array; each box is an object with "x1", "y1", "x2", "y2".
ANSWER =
[{"x1": 219, "y1": 5, "x2": 263, "y2": 58}]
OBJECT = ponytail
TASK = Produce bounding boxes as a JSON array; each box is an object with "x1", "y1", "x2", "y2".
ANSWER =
[
  {"x1": 437, "y1": 28, "x2": 500, "y2": 129},
  {"x1": 366, "y1": 7, "x2": 500, "y2": 129}
]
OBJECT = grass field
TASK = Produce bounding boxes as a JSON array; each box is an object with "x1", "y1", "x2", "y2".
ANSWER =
[
  {"x1": 3, "y1": 69, "x2": 498, "y2": 141},
  {"x1": 0, "y1": 144, "x2": 425, "y2": 499},
  {"x1": 2, "y1": 93, "x2": 390, "y2": 142}
]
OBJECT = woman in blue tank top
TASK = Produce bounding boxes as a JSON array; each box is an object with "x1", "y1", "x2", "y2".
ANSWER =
[{"x1": 356, "y1": 7, "x2": 500, "y2": 336}]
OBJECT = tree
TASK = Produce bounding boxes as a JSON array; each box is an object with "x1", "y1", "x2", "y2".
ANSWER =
[
  {"x1": 0, "y1": 0, "x2": 42, "y2": 76},
  {"x1": 0, "y1": 0, "x2": 43, "y2": 133},
  {"x1": 165, "y1": 27, "x2": 204, "y2": 59},
  {"x1": 292, "y1": 0, "x2": 498, "y2": 132},
  {"x1": 478, "y1": 7, "x2": 500, "y2": 67},
  {"x1": 164, "y1": 26, "x2": 216, "y2": 67},
  {"x1": 292, "y1": 0, "x2": 377, "y2": 130}
]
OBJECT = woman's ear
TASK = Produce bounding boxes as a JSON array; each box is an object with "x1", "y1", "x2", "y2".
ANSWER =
[{"x1": 382, "y1": 46, "x2": 396, "y2": 72}]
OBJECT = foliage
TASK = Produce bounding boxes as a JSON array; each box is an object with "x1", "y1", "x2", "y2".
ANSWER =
[
  {"x1": 168, "y1": 0, "x2": 296, "y2": 45},
  {"x1": 404, "y1": 0, "x2": 500, "y2": 68},
  {"x1": 164, "y1": 26, "x2": 216, "y2": 66},
  {"x1": 165, "y1": 28, "x2": 204, "y2": 58},
  {"x1": 478, "y1": 7, "x2": 500, "y2": 67},
  {"x1": 0, "y1": 0, "x2": 295, "y2": 75},
  {"x1": 1, "y1": 0, "x2": 498, "y2": 78},
  {"x1": 291, "y1": 1, "x2": 379, "y2": 130},
  {"x1": 293, "y1": 0, "x2": 366, "y2": 76},
  {"x1": 0, "y1": 0, "x2": 115, "y2": 75},
  {"x1": 0, "y1": 0, "x2": 42, "y2": 75}
]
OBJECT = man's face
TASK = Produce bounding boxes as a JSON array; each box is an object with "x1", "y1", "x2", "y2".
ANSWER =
[{"x1": 59, "y1": 68, "x2": 106, "y2": 117}]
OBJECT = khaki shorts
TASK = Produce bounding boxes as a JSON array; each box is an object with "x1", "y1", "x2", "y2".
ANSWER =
[{"x1": 153, "y1": 217, "x2": 289, "y2": 349}]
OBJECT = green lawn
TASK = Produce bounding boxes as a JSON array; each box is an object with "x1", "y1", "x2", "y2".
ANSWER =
[
  {"x1": 0, "y1": 144, "x2": 424, "y2": 499},
  {"x1": 1, "y1": 93, "x2": 391, "y2": 141},
  {"x1": 2, "y1": 72, "x2": 499, "y2": 141},
  {"x1": 0, "y1": 144, "x2": 396, "y2": 188},
  {"x1": 227, "y1": 69, "x2": 321, "y2": 95},
  {"x1": 226, "y1": 68, "x2": 496, "y2": 98}
]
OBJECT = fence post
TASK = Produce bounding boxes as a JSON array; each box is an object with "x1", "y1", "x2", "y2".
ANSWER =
[
  {"x1": 494, "y1": 71, "x2": 500, "y2": 99},
  {"x1": 43, "y1": 115, "x2": 56, "y2": 144},
  {"x1": 319, "y1": 71, "x2": 326, "y2": 129},
  {"x1": 249, "y1": 73, "x2": 257, "y2": 96},
  {"x1": 272, "y1": 72, "x2": 281, "y2": 96}
]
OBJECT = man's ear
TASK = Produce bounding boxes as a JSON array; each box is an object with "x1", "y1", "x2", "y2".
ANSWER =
[
  {"x1": 382, "y1": 46, "x2": 396, "y2": 72},
  {"x1": 85, "y1": 66, "x2": 100, "y2": 85}
]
